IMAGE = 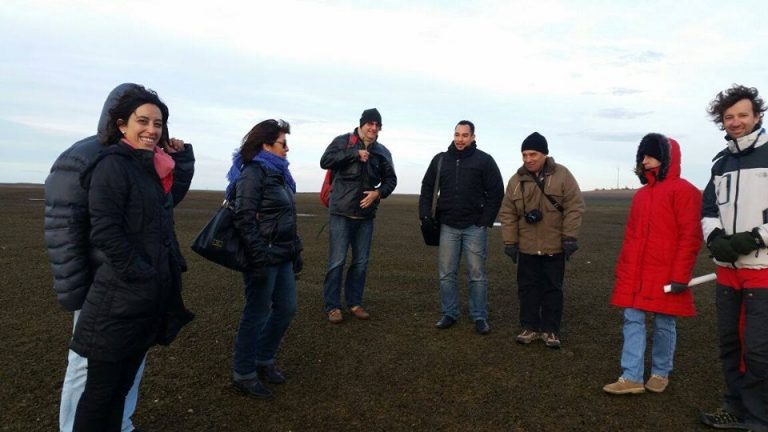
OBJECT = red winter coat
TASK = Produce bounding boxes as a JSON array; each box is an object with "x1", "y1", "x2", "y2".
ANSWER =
[{"x1": 610, "y1": 137, "x2": 703, "y2": 316}]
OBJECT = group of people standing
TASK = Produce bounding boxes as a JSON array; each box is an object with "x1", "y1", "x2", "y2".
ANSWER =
[
  {"x1": 600, "y1": 84, "x2": 768, "y2": 432},
  {"x1": 43, "y1": 82, "x2": 768, "y2": 432}
]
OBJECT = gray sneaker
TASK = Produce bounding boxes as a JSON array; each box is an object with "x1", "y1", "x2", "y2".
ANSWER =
[
  {"x1": 516, "y1": 329, "x2": 539, "y2": 344},
  {"x1": 541, "y1": 332, "x2": 561, "y2": 349}
]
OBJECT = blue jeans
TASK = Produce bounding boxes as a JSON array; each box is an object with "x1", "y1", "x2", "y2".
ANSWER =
[
  {"x1": 233, "y1": 261, "x2": 297, "y2": 380},
  {"x1": 323, "y1": 215, "x2": 374, "y2": 312},
  {"x1": 620, "y1": 307, "x2": 677, "y2": 382},
  {"x1": 437, "y1": 224, "x2": 489, "y2": 321},
  {"x1": 61, "y1": 311, "x2": 144, "y2": 432}
]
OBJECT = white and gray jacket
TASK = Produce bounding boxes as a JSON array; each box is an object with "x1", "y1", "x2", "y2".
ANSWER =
[{"x1": 702, "y1": 127, "x2": 768, "y2": 269}]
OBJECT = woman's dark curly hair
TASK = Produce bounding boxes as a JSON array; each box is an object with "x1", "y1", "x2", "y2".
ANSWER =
[
  {"x1": 102, "y1": 86, "x2": 169, "y2": 145},
  {"x1": 239, "y1": 119, "x2": 291, "y2": 161},
  {"x1": 707, "y1": 84, "x2": 765, "y2": 130}
]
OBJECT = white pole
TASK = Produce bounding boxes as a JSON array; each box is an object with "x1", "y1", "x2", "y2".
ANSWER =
[{"x1": 663, "y1": 273, "x2": 717, "y2": 293}]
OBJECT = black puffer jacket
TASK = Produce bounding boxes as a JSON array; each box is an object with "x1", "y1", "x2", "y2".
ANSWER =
[
  {"x1": 70, "y1": 142, "x2": 193, "y2": 361},
  {"x1": 44, "y1": 83, "x2": 139, "y2": 311},
  {"x1": 419, "y1": 142, "x2": 504, "y2": 229},
  {"x1": 233, "y1": 161, "x2": 302, "y2": 269},
  {"x1": 44, "y1": 83, "x2": 195, "y2": 311},
  {"x1": 319, "y1": 129, "x2": 397, "y2": 219}
]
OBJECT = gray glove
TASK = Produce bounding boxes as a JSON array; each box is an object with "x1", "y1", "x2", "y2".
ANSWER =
[{"x1": 562, "y1": 237, "x2": 579, "y2": 261}]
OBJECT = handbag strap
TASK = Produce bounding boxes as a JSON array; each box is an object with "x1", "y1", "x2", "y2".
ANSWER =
[
  {"x1": 430, "y1": 154, "x2": 444, "y2": 218},
  {"x1": 532, "y1": 174, "x2": 564, "y2": 213}
]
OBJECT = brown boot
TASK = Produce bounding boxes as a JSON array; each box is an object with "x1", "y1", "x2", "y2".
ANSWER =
[
  {"x1": 327, "y1": 308, "x2": 343, "y2": 324},
  {"x1": 349, "y1": 305, "x2": 370, "y2": 320}
]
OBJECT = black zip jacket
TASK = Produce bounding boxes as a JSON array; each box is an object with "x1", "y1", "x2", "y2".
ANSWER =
[
  {"x1": 71, "y1": 142, "x2": 193, "y2": 361},
  {"x1": 319, "y1": 129, "x2": 397, "y2": 219},
  {"x1": 233, "y1": 161, "x2": 302, "y2": 269},
  {"x1": 419, "y1": 142, "x2": 504, "y2": 229}
]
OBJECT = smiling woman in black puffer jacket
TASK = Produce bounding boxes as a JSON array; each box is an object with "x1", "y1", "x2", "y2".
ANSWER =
[{"x1": 71, "y1": 86, "x2": 193, "y2": 431}]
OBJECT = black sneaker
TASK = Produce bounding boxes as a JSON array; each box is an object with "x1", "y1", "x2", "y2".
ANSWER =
[
  {"x1": 257, "y1": 364, "x2": 286, "y2": 384},
  {"x1": 699, "y1": 408, "x2": 750, "y2": 430},
  {"x1": 475, "y1": 319, "x2": 490, "y2": 335},
  {"x1": 233, "y1": 378, "x2": 273, "y2": 399},
  {"x1": 435, "y1": 315, "x2": 456, "y2": 329}
]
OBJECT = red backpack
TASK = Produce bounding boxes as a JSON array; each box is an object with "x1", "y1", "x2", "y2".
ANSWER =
[{"x1": 320, "y1": 133, "x2": 358, "y2": 207}]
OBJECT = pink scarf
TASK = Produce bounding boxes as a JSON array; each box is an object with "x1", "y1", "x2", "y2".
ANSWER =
[{"x1": 122, "y1": 139, "x2": 175, "y2": 194}]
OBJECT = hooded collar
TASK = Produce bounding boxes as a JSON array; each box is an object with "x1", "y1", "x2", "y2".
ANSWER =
[{"x1": 634, "y1": 135, "x2": 682, "y2": 185}]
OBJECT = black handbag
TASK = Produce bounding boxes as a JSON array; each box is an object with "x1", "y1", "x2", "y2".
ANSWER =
[
  {"x1": 420, "y1": 154, "x2": 444, "y2": 246},
  {"x1": 191, "y1": 195, "x2": 249, "y2": 272}
]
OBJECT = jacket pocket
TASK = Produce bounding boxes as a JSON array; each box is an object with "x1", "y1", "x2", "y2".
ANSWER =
[{"x1": 109, "y1": 276, "x2": 158, "y2": 319}]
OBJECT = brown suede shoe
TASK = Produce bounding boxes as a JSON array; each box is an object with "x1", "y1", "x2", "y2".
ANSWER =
[
  {"x1": 328, "y1": 308, "x2": 343, "y2": 324},
  {"x1": 603, "y1": 377, "x2": 645, "y2": 395},
  {"x1": 644, "y1": 374, "x2": 669, "y2": 393},
  {"x1": 349, "y1": 305, "x2": 370, "y2": 320}
]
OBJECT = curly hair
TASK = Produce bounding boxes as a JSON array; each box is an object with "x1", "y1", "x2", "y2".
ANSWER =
[
  {"x1": 239, "y1": 119, "x2": 291, "y2": 161},
  {"x1": 102, "y1": 86, "x2": 169, "y2": 145},
  {"x1": 707, "y1": 84, "x2": 765, "y2": 130}
]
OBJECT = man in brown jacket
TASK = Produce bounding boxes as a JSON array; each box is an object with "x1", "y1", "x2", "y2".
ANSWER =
[{"x1": 499, "y1": 132, "x2": 585, "y2": 348}]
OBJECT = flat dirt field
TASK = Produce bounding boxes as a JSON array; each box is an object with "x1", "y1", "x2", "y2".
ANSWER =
[{"x1": 1, "y1": 185, "x2": 726, "y2": 431}]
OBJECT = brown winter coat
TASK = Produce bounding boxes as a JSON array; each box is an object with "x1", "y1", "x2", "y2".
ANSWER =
[{"x1": 499, "y1": 157, "x2": 585, "y2": 255}]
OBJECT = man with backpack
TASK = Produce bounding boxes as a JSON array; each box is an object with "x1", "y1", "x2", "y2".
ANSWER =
[{"x1": 319, "y1": 108, "x2": 397, "y2": 323}]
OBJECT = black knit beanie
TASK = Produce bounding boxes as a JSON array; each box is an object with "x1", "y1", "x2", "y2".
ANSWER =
[
  {"x1": 521, "y1": 132, "x2": 548, "y2": 154},
  {"x1": 360, "y1": 108, "x2": 382, "y2": 128}
]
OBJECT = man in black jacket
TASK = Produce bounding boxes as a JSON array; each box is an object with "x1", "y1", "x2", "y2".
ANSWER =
[
  {"x1": 319, "y1": 108, "x2": 397, "y2": 323},
  {"x1": 44, "y1": 83, "x2": 194, "y2": 432},
  {"x1": 419, "y1": 120, "x2": 504, "y2": 334}
]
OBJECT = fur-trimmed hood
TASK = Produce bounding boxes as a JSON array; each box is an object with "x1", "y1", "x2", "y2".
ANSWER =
[{"x1": 634, "y1": 133, "x2": 681, "y2": 185}]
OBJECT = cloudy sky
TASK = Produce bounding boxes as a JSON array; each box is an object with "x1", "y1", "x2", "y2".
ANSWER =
[{"x1": 2, "y1": 0, "x2": 767, "y2": 194}]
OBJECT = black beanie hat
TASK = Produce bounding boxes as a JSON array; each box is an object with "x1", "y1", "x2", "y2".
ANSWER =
[
  {"x1": 521, "y1": 132, "x2": 548, "y2": 154},
  {"x1": 638, "y1": 133, "x2": 667, "y2": 161},
  {"x1": 360, "y1": 108, "x2": 382, "y2": 128}
]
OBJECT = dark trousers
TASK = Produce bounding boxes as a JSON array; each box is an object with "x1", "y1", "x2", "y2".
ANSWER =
[
  {"x1": 717, "y1": 285, "x2": 768, "y2": 430},
  {"x1": 73, "y1": 350, "x2": 146, "y2": 432},
  {"x1": 517, "y1": 252, "x2": 565, "y2": 334}
]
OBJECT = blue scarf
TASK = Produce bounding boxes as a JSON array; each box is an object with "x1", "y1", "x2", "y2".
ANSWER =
[{"x1": 225, "y1": 150, "x2": 296, "y2": 198}]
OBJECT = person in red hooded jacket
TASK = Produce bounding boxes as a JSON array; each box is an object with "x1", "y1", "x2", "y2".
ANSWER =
[{"x1": 603, "y1": 133, "x2": 703, "y2": 395}]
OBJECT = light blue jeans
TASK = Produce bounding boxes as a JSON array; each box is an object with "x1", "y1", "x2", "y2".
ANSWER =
[
  {"x1": 60, "y1": 311, "x2": 145, "y2": 432},
  {"x1": 620, "y1": 307, "x2": 677, "y2": 383},
  {"x1": 438, "y1": 224, "x2": 489, "y2": 321}
]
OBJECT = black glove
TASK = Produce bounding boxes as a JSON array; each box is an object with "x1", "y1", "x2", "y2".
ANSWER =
[
  {"x1": 293, "y1": 253, "x2": 304, "y2": 275},
  {"x1": 421, "y1": 216, "x2": 438, "y2": 230},
  {"x1": 730, "y1": 230, "x2": 765, "y2": 255},
  {"x1": 668, "y1": 282, "x2": 689, "y2": 294},
  {"x1": 504, "y1": 244, "x2": 519, "y2": 264},
  {"x1": 562, "y1": 237, "x2": 579, "y2": 261},
  {"x1": 707, "y1": 228, "x2": 739, "y2": 262}
]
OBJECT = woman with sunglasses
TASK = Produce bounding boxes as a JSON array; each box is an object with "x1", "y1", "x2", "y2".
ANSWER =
[{"x1": 225, "y1": 119, "x2": 303, "y2": 399}]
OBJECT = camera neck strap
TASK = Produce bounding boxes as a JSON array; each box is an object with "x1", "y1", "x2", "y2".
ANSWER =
[{"x1": 530, "y1": 174, "x2": 564, "y2": 213}]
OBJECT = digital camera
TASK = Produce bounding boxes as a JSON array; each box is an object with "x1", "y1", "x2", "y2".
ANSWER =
[{"x1": 524, "y1": 209, "x2": 543, "y2": 224}]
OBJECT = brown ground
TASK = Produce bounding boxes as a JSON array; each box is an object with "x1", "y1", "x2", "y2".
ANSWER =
[{"x1": 1, "y1": 185, "x2": 724, "y2": 431}]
